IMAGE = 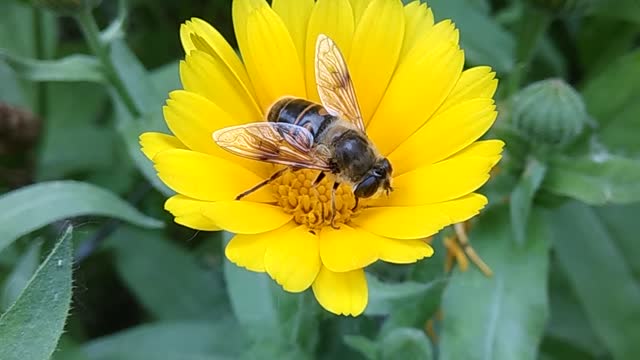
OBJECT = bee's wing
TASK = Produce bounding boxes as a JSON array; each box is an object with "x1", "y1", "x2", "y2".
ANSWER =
[
  {"x1": 315, "y1": 34, "x2": 366, "y2": 133},
  {"x1": 213, "y1": 122, "x2": 332, "y2": 171}
]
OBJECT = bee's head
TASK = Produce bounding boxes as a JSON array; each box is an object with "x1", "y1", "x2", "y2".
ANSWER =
[{"x1": 353, "y1": 158, "x2": 393, "y2": 199}]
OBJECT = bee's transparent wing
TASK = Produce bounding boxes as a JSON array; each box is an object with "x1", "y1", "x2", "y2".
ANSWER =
[
  {"x1": 315, "y1": 34, "x2": 366, "y2": 133},
  {"x1": 213, "y1": 122, "x2": 332, "y2": 170}
]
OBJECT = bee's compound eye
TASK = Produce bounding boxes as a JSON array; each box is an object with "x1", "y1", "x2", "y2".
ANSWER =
[{"x1": 354, "y1": 176, "x2": 379, "y2": 198}]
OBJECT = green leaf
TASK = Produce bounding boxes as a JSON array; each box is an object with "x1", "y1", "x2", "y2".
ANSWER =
[
  {"x1": 426, "y1": 0, "x2": 515, "y2": 74},
  {"x1": 223, "y1": 256, "x2": 279, "y2": 340},
  {"x1": 380, "y1": 328, "x2": 433, "y2": 360},
  {"x1": 37, "y1": 125, "x2": 115, "y2": 179},
  {"x1": 109, "y1": 39, "x2": 160, "y2": 114},
  {"x1": 577, "y1": 17, "x2": 639, "y2": 77},
  {"x1": 365, "y1": 273, "x2": 444, "y2": 316},
  {"x1": 83, "y1": 320, "x2": 247, "y2": 360},
  {"x1": 545, "y1": 261, "x2": 606, "y2": 357},
  {"x1": 0, "y1": 225, "x2": 73, "y2": 360},
  {"x1": 0, "y1": 52, "x2": 105, "y2": 83},
  {"x1": 440, "y1": 206, "x2": 550, "y2": 360},
  {"x1": 0, "y1": 181, "x2": 162, "y2": 252},
  {"x1": 109, "y1": 227, "x2": 230, "y2": 321},
  {"x1": 0, "y1": 239, "x2": 41, "y2": 310},
  {"x1": 581, "y1": 51, "x2": 640, "y2": 156},
  {"x1": 223, "y1": 233, "x2": 317, "y2": 351},
  {"x1": 550, "y1": 202, "x2": 640, "y2": 359},
  {"x1": 594, "y1": 203, "x2": 640, "y2": 280},
  {"x1": 271, "y1": 287, "x2": 321, "y2": 354},
  {"x1": 510, "y1": 157, "x2": 547, "y2": 245},
  {"x1": 543, "y1": 154, "x2": 640, "y2": 205},
  {"x1": 343, "y1": 335, "x2": 377, "y2": 360},
  {"x1": 588, "y1": 0, "x2": 640, "y2": 25}
]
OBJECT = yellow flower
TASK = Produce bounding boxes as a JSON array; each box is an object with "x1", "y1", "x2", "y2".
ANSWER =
[{"x1": 139, "y1": 0, "x2": 503, "y2": 316}]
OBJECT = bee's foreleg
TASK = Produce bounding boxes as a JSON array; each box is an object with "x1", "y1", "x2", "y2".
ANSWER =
[
  {"x1": 236, "y1": 167, "x2": 288, "y2": 200},
  {"x1": 330, "y1": 181, "x2": 340, "y2": 229},
  {"x1": 352, "y1": 196, "x2": 359, "y2": 211}
]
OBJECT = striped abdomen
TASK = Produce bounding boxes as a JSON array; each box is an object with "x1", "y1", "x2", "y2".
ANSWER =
[{"x1": 267, "y1": 97, "x2": 336, "y2": 138}]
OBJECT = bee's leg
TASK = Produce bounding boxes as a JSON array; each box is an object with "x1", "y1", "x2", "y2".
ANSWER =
[
  {"x1": 236, "y1": 167, "x2": 288, "y2": 200},
  {"x1": 352, "y1": 196, "x2": 359, "y2": 211},
  {"x1": 312, "y1": 171, "x2": 326, "y2": 187},
  {"x1": 330, "y1": 181, "x2": 340, "y2": 229}
]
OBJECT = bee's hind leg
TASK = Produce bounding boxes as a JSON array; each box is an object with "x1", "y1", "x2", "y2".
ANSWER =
[{"x1": 236, "y1": 167, "x2": 288, "y2": 200}]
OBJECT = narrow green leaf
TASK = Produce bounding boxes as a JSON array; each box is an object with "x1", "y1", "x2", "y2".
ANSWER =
[
  {"x1": 510, "y1": 158, "x2": 547, "y2": 245},
  {"x1": 0, "y1": 52, "x2": 104, "y2": 83},
  {"x1": 0, "y1": 181, "x2": 163, "y2": 252},
  {"x1": 0, "y1": 239, "x2": 41, "y2": 310},
  {"x1": 117, "y1": 115, "x2": 173, "y2": 196},
  {"x1": 426, "y1": 0, "x2": 515, "y2": 74},
  {"x1": 343, "y1": 335, "x2": 378, "y2": 360},
  {"x1": 581, "y1": 51, "x2": 640, "y2": 156},
  {"x1": 550, "y1": 202, "x2": 640, "y2": 359},
  {"x1": 440, "y1": 206, "x2": 550, "y2": 360},
  {"x1": 109, "y1": 227, "x2": 229, "y2": 321},
  {"x1": 380, "y1": 328, "x2": 433, "y2": 360},
  {"x1": 83, "y1": 320, "x2": 247, "y2": 360},
  {"x1": 543, "y1": 154, "x2": 640, "y2": 205},
  {"x1": 109, "y1": 39, "x2": 160, "y2": 114},
  {"x1": 0, "y1": 225, "x2": 73, "y2": 360}
]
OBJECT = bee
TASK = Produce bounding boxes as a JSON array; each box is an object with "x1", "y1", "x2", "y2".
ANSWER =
[{"x1": 213, "y1": 34, "x2": 393, "y2": 223}]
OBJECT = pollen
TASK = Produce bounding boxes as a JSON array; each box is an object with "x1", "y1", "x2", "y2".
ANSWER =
[{"x1": 271, "y1": 169, "x2": 361, "y2": 229}]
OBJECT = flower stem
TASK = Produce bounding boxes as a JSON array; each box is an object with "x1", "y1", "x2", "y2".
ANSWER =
[{"x1": 74, "y1": 6, "x2": 141, "y2": 118}]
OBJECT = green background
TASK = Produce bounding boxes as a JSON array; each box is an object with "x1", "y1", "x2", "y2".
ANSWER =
[{"x1": 1, "y1": 0, "x2": 639, "y2": 359}]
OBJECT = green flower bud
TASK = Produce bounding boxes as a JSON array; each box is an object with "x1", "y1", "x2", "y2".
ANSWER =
[
  {"x1": 511, "y1": 79, "x2": 588, "y2": 149},
  {"x1": 25, "y1": 0, "x2": 101, "y2": 14},
  {"x1": 529, "y1": 0, "x2": 595, "y2": 14}
]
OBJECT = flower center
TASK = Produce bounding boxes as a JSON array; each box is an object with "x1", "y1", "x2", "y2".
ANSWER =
[{"x1": 271, "y1": 169, "x2": 362, "y2": 229}]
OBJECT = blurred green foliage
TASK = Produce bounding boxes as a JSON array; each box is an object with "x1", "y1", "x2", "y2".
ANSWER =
[{"x1": 0, "y1": 0, "x2": 639, "y2": 359}]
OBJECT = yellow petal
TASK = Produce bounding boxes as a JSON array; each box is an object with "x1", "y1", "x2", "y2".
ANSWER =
[
  {"x1": 351, "y1": 194, "x2": 488, "y2": 239},
  {"x1": 400, "y1": 1, "x2": 434, "y2": 60},
  {"x1": 153, "y1": 149, "x2": 274, "y2": 202},
  {"x1": 180, "y1": 18, "x2": 253, "y2": 96},
  {"x1": 319, "y1": 225, "x2": 379, "y2": 272},
  {"x1": 162, "y1": 90, "x2": 268, "y2": 176},
  {"x1": 388, "y1": 99, "x2": 497, "y2": 174},
  {"x1": 164, "y1": 195, "x2": 222, "y2": 231},
  {"x1": 437, "y1": 66, "x2": 498, "y2": 114},
  {"x1": 375, "y1": 144, "x2": 503, "y2": 206},
  {"x1": 367, "y1": 21, "x2": 464, "y2": 151},
  {"x1": 203, "y1": 201, "x2": 293, "y2": 234},
  {"x1": 305, "y1": 0, "x2": 355, "y2": 101},
  {"x1": 349, "y1": 0, "x2": 372, "y2": 26},
  {"x1": 264, "y1": 225, "x2": 321, "y2": 292},
  {"x1": 312, "y1": 266, "x2": 367, "y2": 316},
  {"x1": 139, "y1": 132, "x2": 186, "y2": 160},
  {"x1": 226, "y1": 222, "x2": 297, "y2": 272},
  {"x1": 180, "y1": 50, "x2": 262, "y2": 120},
  {"x1": 272, "y1": 0, "x2": 314, "y2": 68},
  {"x1": 454, "y1": 139, "x2": 505, "y2": 160},
  {"x1": 235, "y1": 2, "x2": 306, "y2": 110},
  {"x1": 348, "y1": 0, "x2": 404, "y2": 123},
  {"x1": 376, "y1": 237, "x2": 434, "y2": 264}
]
